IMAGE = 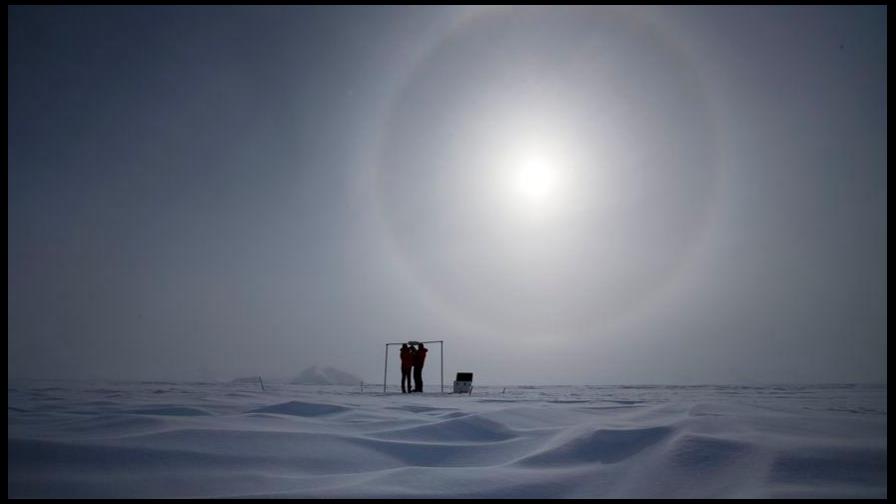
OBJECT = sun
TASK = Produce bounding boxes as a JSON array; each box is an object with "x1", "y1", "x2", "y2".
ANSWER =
[
  {"x1": 481, "y1": 111, "x2": 586, "y2": 224},
  {"x1": 511, "y1": 153, "x2": 556, "y2": 207},
  {"x1": 498, "y1": 142, "x2": 571, "y2": 221}
]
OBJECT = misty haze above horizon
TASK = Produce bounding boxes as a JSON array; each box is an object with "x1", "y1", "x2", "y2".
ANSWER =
[{"x1": 8, "y1": 6, "x2": 887, "y2": 386}]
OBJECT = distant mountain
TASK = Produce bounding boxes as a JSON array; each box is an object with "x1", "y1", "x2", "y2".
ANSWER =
[{"x1": 291, "y1": 366, "x2": 362, "y2": 385}]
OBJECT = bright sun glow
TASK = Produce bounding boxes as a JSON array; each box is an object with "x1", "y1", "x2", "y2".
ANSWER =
[
  {"x1": 511, "y1": 154, "x2": 556, "y2": 207},
  {"x1": 483, "y1": 111, "x2": 594, "y2": 225},
  {"x1": 498, "y1": 142, "x2": 572, "y2": 221}
]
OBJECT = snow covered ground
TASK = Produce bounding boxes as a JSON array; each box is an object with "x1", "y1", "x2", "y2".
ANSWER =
[{"x1": 8, "y1": 381, "x2": 887, "y2": 498}]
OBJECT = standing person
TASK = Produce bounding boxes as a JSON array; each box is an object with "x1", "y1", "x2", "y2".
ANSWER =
[
  {"x1": 413, "y1": 343, "x2": 428, "y2": 392},
  {"x1": 407, "y1": 344, "x2": 418, "y2": 392},
  {"x1": 399, "y1": 344, "x2": 414, "y2": 393}
]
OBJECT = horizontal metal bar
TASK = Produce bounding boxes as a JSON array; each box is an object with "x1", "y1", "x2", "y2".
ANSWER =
[{"x1": 385, "y1": 340, "x2": 443, "y2": 345}]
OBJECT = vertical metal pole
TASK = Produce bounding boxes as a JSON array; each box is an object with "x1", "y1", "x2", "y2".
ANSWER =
[
  {"x1": 383, "y1": 344, "x2": 388, "y2": 394},
  {"x1": 441, "y1": 341, "x2": 444, "y2": 394}
]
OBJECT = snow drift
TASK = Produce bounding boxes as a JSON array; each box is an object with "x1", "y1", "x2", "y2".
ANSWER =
[{"x1": 7, "y1": 381, "x2": 887, "y2": 498}]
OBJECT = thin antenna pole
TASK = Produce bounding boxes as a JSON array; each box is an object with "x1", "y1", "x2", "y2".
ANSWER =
[
  {"x1": 441, "y1": 341, "x2": 444, "y2": 394},
  {"x1": 383, "y1": 344, "x2": 388, "y2": 394}
]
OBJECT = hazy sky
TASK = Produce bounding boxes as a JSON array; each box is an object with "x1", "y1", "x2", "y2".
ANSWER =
[{"x1": 8, "y1": 6, "x2": 887, "y2": 385}]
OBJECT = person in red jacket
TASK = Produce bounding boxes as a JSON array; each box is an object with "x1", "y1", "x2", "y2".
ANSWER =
[
  {"x1": 413, "y1": 343, "x2": 428, "y2": 392},
  {"x1": 399, "y1": 344, "x2": 414, "y2": 393}
]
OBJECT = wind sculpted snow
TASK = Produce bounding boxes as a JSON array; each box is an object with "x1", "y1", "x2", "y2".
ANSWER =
[{"x1": 7, "y1": 382, "x2": 887, "y2": 498}]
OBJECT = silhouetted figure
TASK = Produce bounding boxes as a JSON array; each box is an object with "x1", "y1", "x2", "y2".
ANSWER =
[
  {"x1": 399, "y1": 344, "x2": 414, "y2": 393},
  {"x1": 413, "y1": 343, "x2": 428, "y2": 392}
]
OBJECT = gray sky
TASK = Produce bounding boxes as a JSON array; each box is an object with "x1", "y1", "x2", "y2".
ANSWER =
[{"x1": 8, "y1": 6, "x2": 887, "y2": 385}]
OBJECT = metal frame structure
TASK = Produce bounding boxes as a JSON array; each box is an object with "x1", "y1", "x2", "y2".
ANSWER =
[{"x1": 383, "y1": 340, "x2": 444, "y2": 393}]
